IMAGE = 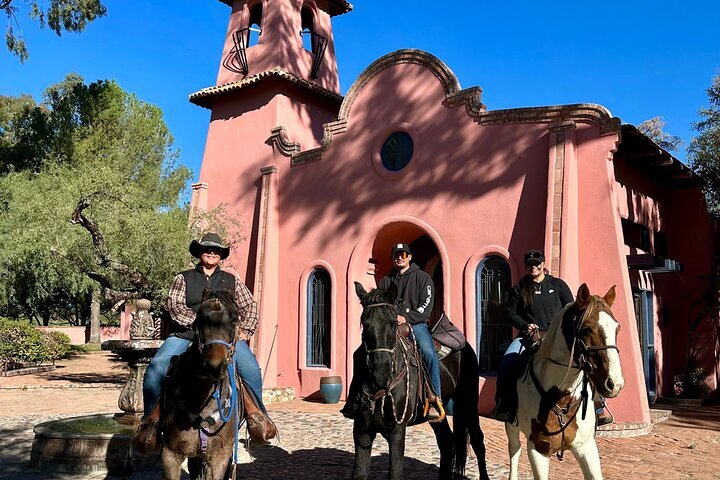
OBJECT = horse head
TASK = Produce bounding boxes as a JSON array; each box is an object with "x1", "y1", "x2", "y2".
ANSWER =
[
  {"x1": 564, "y1": 283, "x2": 624, "y2": 398},
  {"x1": 354, "y1": 281, "x2": 400, "y2": 390},
  {"x1": 194, "y1": 288, "x2": 239, "y2": 381}
]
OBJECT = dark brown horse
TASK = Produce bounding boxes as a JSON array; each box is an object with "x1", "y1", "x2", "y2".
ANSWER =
[
  {"x1": 352, "y1": 282, "x2": 490, "y2": 480},
  {"x1": 160, "y1": 289, "x2": 244, "y2": 480}
]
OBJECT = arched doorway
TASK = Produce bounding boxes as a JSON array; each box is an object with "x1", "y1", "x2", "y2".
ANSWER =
[{"x1": 371, "y1": 224, "x2": 444, "y2": 327}]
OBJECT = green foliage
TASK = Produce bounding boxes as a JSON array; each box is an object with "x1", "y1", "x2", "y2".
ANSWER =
[
  {"x1": 43, "y1": 329, "x2": 72, "y2": 360},
  {"x1": 0, "y1": 318, "x2": 47, "y2": 363},
  {"x1": 0, "y1": 318, "x2": 72, "y2": 365},
  {"x1": 3, "y1": 0, "x2": 107, "y2": 62},
  {"x1": 0, "y1": 74, "x2": 201, "y2": 319},
  {"x1": 689, "y1": 75, "x2": 720, "y2": 216}
]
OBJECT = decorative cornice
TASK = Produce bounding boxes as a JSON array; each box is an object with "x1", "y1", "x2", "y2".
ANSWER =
[
  {"x1": 476, "y1": 104, "x2": 620, "y2": 135},
  {"x1": 189, "y1": 67, "x2": 344, "y2": 109},
  {"x1": 269, "y1": 127, "x2": 301, "y2": 157}
]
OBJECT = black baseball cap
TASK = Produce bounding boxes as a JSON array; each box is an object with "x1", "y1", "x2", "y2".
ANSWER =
[
  {"x1": 524, "y1": 249, "x2": 545, "y2": 265},
  {"x1": 391, "y1": 243, "x2": 412, "y2": 255}
]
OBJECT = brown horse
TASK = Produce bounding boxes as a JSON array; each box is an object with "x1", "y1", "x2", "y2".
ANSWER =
[
  {"x1": 160, "y1": 289, "x2": 244, "y2": 480},
  {"x1": 352, "y1": 282, "x2": 490, "y2": 480}
]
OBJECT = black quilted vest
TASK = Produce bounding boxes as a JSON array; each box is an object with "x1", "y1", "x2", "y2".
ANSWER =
[{"x1": 172, "y1": 265, "x2": 236, "y2": 340}]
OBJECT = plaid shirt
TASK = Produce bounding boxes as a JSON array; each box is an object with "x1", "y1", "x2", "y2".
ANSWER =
[{"x1": 166, "y1": 270, "x2": 259, "y2": 337}]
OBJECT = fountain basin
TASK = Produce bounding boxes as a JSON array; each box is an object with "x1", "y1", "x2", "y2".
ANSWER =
[{"x1": 30, "y1": 414, "x2": 158, "y2": 474}]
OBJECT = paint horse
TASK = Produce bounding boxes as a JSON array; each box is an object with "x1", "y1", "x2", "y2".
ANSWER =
[
  {"x1": 160, "y1": 289, "x2": 245, "y2": 480},
  {"x1": 353, "y1": 281, "x2": 490, "y2": 480},
  {"x1": 504, "y1": 283, "x2": 624, "y2": 480}
]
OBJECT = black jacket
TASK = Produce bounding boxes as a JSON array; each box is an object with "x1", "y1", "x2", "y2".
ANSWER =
[
  {"x1": 378, "y1": 263, "x2": 434, "y2": 325},
  {"x1": 505, "y1": 274, "x2": 573, "y2": 332}
]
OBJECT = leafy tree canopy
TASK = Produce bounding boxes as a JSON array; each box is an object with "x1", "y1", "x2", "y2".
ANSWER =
[
  {"x1": 689, "y1": 75, "x2": 720, "y2": 216},
  {"x1": 3, "y1": 0, "x2": 106, "y2": 62},
  {"x1": 0, "y1": 75, "x2": 242, "y2": 324}
]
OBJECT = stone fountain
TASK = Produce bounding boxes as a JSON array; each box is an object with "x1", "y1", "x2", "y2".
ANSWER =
[{"x1": 30, "y1": 299, "x2": 163, "y2": 475}]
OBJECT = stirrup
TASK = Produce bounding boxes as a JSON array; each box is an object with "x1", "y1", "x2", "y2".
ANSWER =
[{"x1": 427, "y1": 398, "x2": 446, "y2": 423}]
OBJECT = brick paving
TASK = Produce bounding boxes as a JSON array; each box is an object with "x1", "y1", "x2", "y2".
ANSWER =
[{"x1": 0, "y1": 352, "x2": 719, "y2": 479}]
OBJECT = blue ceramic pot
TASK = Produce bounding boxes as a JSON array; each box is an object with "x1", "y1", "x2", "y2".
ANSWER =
[{"x1": 319, "y1": 375, "x2": 343, "y2": 404}]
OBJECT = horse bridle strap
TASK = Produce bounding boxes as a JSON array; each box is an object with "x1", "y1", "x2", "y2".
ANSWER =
[{"x1": 363, "y1": 302, "x2": 395, "y2": 309}]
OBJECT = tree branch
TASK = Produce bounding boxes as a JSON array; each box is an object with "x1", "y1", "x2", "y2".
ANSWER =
[{"x1": 71, "y1": 195, "x2": 149, "y2": 289}]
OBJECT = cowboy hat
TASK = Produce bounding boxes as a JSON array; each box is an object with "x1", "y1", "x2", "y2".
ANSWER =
[{"x1": 189, "y1": 233, "x2": 230, "y2": 260}]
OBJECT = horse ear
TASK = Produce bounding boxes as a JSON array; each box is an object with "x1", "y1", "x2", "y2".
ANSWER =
[
  {"x1": 354, "y1": 281, "x2": 368, "y2": 303},
  {"x1": 603, "y1": 285, "x2": 616, "y2": 307},
  {"x1": 384, "y1": 281, "x2": 398, "y2": 304},
  {"x1": 576, "y1": 283, "x2": 591, "y2": 309},
  {"x1": 201, "y1": 288, "x2": 213, "y2": 302}
]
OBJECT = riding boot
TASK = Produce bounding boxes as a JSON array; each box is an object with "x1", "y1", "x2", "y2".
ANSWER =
[
  {"x1": 340, "y1": 346, "x2": 367, "y2": 419},
  {"x1": 491, "y1": 369, "x2": 517, "y2": 423},
  {"x1": 134, "y1": 402, "x2": 162, "y2": 454},
  {"x1": 595, "y1": 399, "x2": 613, "y2": 426},
  {"x1": 244, "y1": 384, "x2": 276, "y2": 446}
]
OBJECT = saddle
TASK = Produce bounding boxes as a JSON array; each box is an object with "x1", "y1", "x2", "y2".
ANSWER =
[{"x1": 430, "y1": 313, "x2": 467, "y2": 360}]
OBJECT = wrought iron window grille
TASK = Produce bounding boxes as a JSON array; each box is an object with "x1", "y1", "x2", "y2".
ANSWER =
[
  {"x1": 300, "y1": 29, "x2": 327, "y2": 79},
  {"x1": 223, "y1": 27, "x2": 261, "y2": 75}
]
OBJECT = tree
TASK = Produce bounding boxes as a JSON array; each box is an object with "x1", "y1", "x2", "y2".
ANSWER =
[
  {"x1": 3, "y1": 0, "x2": 106, "y2": 62},
  {"x1": 637, "y1": 116, "x2": 682, "y2": 152},
  {"x1": 688, "y1": 75, "x2": 720, "y2": 216},
  {"x1": 0, "y1": 74, "x2": 189, "y2": 327},
  {"x1": 0, "y1": 75, "x2": 244, "y2": 332}
]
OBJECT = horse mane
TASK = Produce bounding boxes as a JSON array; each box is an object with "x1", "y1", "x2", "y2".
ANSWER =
[{"x1": 198, "y1": 288, "x2": 239, "y2": 322}]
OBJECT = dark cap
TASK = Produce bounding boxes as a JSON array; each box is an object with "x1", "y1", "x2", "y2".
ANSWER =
[
  {"x1": 391, "y1": 242, "x2": 412, "y2": 255},
  {"x1": 523, "y1": 249, "x2": 545, "y2": 265},
  {"x1": 189, "y1": 233, "x2": 230, "y2": 260}
]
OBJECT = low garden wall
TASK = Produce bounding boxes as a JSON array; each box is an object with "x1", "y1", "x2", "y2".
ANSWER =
[{"x1": 36, "y1": 326, "x2": 124, "y2": 345}]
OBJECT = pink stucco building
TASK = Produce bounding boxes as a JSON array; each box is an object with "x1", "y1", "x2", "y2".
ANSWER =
[{"x1": 189, "y1": 0, "x2": 720, "y2": 434}]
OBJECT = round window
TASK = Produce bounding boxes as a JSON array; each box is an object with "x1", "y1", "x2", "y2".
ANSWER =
[{"x1": 381, "y1": 132, "x2": 414, "y2": 172}]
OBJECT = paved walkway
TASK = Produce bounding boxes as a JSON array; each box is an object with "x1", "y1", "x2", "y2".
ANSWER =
[{"x1": 1, "y1": 352, "x2": 719, "y2": 479}]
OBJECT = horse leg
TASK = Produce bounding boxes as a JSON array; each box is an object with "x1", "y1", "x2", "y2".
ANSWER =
[
  {"x1": 188, "y1": 457, "x2": 203, "y2": 480},
  {"x1": 352, "y1": 421, "x2": 376, "y2": 480},
  {"x1": 430, "y1": 419, "x2": 454, "y2": 479},
  {"x1": 161, "y1": 449, "x2": 185, "y2": 480},
  {"x1": 505, "y1": 422, "x2": 522, "y2": 480},
  {"x1": 467, "y1": 419, "x2": 489, "y2": 480},
  {"x1": 526, "y1": 441, "x2": 550, "y2": 480},
  {"x1": 571, "y1": 436, "x2": 604, "y2": 480},
  {"x1": 386, "y1": 425, "x2": 406, "y2": 480}
]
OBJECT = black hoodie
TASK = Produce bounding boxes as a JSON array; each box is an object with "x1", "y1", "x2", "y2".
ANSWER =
[{"x1": 378, "y1": 263, "x2": 435, "y2": 325}]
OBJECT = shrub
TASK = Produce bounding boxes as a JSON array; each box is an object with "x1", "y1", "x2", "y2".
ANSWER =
[
  {"x1": 0, "y1": 319, "x2": 72, "y2": 367},
  {"x1": 43, "y1": 330, "x2": 72, "y2": 362},
  {"x1": 0, "y1": 319, "x2": 47, "y2": 364}
]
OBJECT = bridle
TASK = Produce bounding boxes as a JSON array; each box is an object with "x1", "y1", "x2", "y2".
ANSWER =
[{"x1": 360, "y1": 301, "x2": 415, "y2": 424}]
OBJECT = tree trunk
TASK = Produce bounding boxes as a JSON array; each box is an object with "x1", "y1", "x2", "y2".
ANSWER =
[
  {"x1": 42, "y1": 311, "x2": 50, "y2": 326},
  {"x1": 89, "y1": 289, "x2": 101, "y2": 343}
]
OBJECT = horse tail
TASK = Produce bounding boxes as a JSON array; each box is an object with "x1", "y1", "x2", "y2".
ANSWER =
[{"x1": 452, "y1": 343, "x2": 490, "y2": 480}]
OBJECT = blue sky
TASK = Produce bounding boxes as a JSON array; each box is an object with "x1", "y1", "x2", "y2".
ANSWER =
[{"x1": 2, "y1": 0, "x2": 719, "y2": 179}]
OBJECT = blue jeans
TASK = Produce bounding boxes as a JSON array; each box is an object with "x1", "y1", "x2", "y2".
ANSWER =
[
  {"x1": 412, "y1": 323, "x2": 442, "y2": 397},
  {"x1": 497, "y1": 337, "x2": 525, "y2": 382},
  {"x1": 143, "y1": 335, "x2": 266, "y2": 414}
]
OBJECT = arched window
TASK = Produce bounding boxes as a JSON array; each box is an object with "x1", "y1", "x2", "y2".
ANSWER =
[
  {"x1": 300, "y1": 6, "x2": 315, "y2": 52},
  {"x1": 476, "y1": 256, "x2": 512, "y2": 374},
  {"x1": 307, "y1": 268, "x2": 331, "y2": 367},
  {"x1": 247, "y1": 3, "x2": 263, "y2": 47}
]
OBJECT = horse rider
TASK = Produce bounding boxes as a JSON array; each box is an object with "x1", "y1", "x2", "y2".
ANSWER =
[
  {"x1": 136, "y1": 232, "x2": 272, "y2": 448},
  {"x1": 491, "y1": 249, "x2": 573, "y2": 423},
  {"x1": 342, "y1": 242, "x2": 444, "y2": 421}
]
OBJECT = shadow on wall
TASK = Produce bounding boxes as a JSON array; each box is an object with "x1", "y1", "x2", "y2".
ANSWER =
[{"x1": 269, "y1": 62, "x2": 575, "y2": 249}]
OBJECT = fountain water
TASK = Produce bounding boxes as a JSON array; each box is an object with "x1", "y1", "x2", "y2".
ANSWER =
[{"x1": 30, "y1": 299, "x2": 162, "y2": 475}]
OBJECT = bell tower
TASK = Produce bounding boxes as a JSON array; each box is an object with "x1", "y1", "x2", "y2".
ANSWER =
[{"x1": 188, "y1": 0, "x2": 352, "y2": 388}]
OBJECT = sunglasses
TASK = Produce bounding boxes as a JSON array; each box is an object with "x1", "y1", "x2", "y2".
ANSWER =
[
  {"x1": 393, "y1": 252, "x2": 409, "y2": 259},
  {"x1": 202, "y1": 247, "x2": 223, "y2": 256},
  {"x1": 525, "y1": 260, "x2": 542, "y2": 267}
]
